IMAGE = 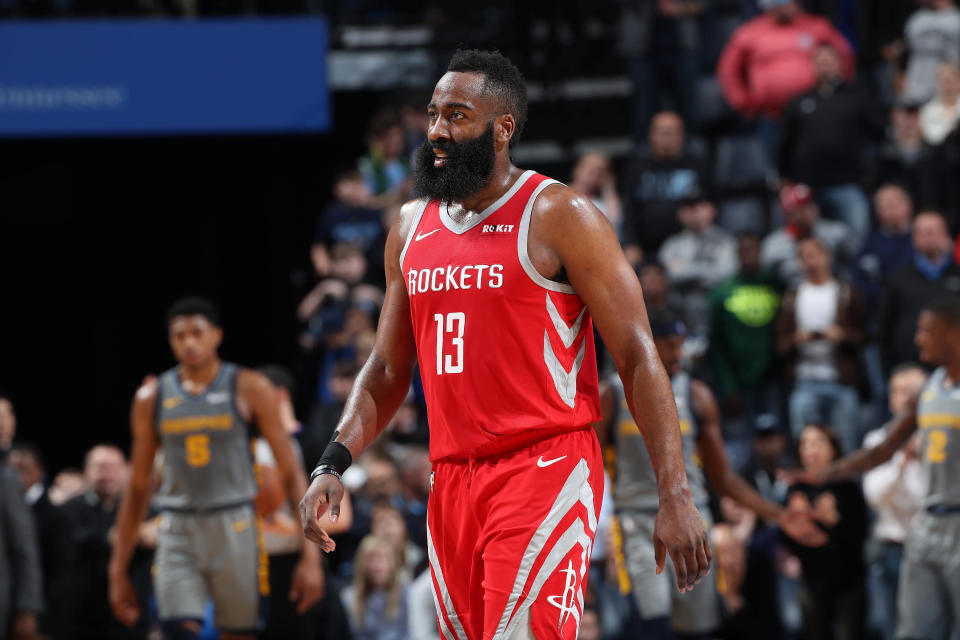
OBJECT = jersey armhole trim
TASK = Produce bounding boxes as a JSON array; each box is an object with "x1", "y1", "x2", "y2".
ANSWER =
[
  {"x1": 517, "y1": 179, "x2": 577, "y2": 294},
  {"x1": 398, "y1": 197, "x2": 430, "y2": 270}
]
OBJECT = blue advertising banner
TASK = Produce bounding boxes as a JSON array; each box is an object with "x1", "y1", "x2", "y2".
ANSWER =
[{"x1": 0, "y1": 18, "x2": 330, "y2": 136}]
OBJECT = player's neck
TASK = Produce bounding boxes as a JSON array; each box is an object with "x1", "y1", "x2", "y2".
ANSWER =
[
  {"x1": 178, "y1": 358, "x2": 222, "y2": 391},
  {"x1": 454, "y1": 160, "x2": 522, "y2": 214}
]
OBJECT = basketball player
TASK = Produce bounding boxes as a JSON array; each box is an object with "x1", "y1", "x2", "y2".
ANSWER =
[
  {"x1": 108, "y1": 297, "x2": 329, "y2": 640},
  {"x1": 300, "y1": 49, "x2": 711, "y2": 639},
  {"x1": 801, "y1": 297, "x2": 960, "y2": 639},
  {"x1": 597, "y1": 310, "x2": 826, "y2": 639}
]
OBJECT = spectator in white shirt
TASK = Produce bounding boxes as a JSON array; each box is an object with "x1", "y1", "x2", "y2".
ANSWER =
[
  {"x1": 659, "y1": 191, "x2": 738, "y2": 336},
  {"x1": 776, "y1": 237, "x2": 866, "y2": 452},
  {"x1": 920, "y1": 62, "x2": 960, "y2": 145},
  {"x1": 862, "y1": 364, "x2": 927, "y2": 640}
]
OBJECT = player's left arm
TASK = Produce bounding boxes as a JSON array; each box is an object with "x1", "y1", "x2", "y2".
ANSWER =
[
  {"x1": 692, "y1": 380, "x2": 826, "y2": 546},
  {"x1": 240, "y1": 369, "x2": 326, "y2": 613},
  {"x1": 533, "y1": 184, "x2": 710, "y2": 592}
]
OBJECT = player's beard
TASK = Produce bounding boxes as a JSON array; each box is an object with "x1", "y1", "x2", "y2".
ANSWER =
[{"x1": 412, "y1": 122, "x2": 496, "y2": 202}]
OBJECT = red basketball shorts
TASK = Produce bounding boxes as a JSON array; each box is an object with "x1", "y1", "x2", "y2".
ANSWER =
[{"x1": 427, "y1": 427, "x2": 604, "y2": 640}]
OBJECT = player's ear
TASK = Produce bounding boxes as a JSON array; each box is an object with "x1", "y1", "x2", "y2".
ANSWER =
[
  {"x1": 212, "y1": 327, "x2": 224, "y2": 348},
  {"x1": 496, "y1": 113, "x2": 515, "y2": 146}
]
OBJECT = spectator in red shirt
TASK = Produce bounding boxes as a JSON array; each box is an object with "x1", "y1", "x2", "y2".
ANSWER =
[{"x1": 717, "y1": 0, "x2": 853, "y2": 154}]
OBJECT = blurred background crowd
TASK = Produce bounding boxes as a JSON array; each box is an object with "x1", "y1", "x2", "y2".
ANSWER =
[{"x1": 2, "y1": 0, "x2": 960, "y2": 638}]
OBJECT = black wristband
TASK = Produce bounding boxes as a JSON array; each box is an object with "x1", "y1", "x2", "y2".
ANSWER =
[{"x1": 315, "y1": 441, "x2": 352, "y2": 476}]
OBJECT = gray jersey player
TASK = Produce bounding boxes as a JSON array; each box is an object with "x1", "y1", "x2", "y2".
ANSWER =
[
  {"x1": 808, "y1": 297, "x2": 960, "y2": 639},
  {"x1": 108, "y1": 297, "x2": 330, "y2": 640},
  {"x1": 596, "y1": 309, "x2": 825, "y2": 638}
]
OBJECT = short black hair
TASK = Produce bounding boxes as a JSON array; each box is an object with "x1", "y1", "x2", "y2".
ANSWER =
[
  {"x1": 447, "y1": 49, "x2": 528, "y2": 149},
  {"x1": 257, "y1": 364, "x2": 295, "y2": 394},
  {"x1": 890, "y1": 362, "x2": 927, "y2": 378},
  {"x1": 8, "y1": 442, "x2": 46, "y2": 473},
  {"x1": 924, "y1": 297, "x2": 960, "y2": 328},
  {"x1": 333, "y1": 166, "x2": 363, "y2": 185},
  {"x1": 648, "y1": 308, "x2": 687, "y2": 338},
  {"x1": 166, "y1": 296, "x2": 221, "y2": 328},
  {"x1": 366, "y1": 108, "x2": 402, "y2": 140},
  {"x1": 637, "y1": 259, "x2": 667, "y2": 275}
]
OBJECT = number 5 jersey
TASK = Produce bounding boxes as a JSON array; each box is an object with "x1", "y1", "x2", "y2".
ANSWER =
[
  {"x1": 154, "y1": 363, "x2": 258, "y2": 510},
  {"x1": 401, "y1": 170, "x2": 601, "y2": 462}
]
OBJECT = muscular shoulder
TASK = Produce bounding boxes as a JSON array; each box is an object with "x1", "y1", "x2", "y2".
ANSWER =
[
  {"x1": 531, "y1": 183, "x2": 611, "y2": 241},
  {"x1": 235, "y1": 368, "x2": 275, "y2": 399},
  {"x1": 384, "y1": 197, "x2": 428, "y2": 268},
  {"x1": 132, "y1": 377, "x2": 159, "y2": 412},
  {"x1": 395, "y1": 197, "x2": 428, "y2": 244}
]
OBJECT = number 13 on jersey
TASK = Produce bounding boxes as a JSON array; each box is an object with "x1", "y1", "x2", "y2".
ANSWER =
[{"x1": 434, "y1": 312, "x2": 465, "y2": 375}]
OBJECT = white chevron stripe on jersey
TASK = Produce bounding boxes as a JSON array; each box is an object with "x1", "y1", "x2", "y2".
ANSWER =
[
  {"x1": 546, "y1": 294, "x2": 586, "y2": 349},
  {"x1": 494, "y1": 459, "x2": 597, "y2": 638},
  {"x1": 544, "y1": 332, "x2": 587, "y2": 409},
  {"x1": 427, "y1": 524, "x2": 468, "y2": 640}
]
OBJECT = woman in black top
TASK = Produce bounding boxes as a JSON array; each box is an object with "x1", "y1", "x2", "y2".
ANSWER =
[{"x1": 784, "y1": 424, "x2": 868, "y2": 640}]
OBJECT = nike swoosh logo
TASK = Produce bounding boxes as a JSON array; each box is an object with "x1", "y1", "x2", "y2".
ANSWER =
[
  {"x1": 415, "y1": 229, "x2": 440, "y2": 241},
  {"x1": 537, "y1": 455, "x2": 567, "y2": 468}
]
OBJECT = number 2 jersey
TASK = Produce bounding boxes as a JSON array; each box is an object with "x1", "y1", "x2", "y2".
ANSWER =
[
  {"x1": 917, "y1": 366, "x2": 960, "y2": 509},
  {"x1": 401, "y1": 170, "x2": 601, "y2": 462},
  {"x1": 154, "y1": 362, "x2": 258, "y2": 510}
]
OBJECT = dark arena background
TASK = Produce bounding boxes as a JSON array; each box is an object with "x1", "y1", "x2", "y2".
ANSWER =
[
  {"x1": 3, "y1": 1, "x2": 960, "y2": 639},
  {"x1": 0, "y1": 109, "x2": 371, "y2": 471}
]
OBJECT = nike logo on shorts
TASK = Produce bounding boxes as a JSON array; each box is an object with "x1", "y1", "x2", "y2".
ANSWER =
[
  {"x1": 537, "y1": 455, "x2": 567, "y2": 468},
  {"x1": 415, "y1": 229, "x2": 440, "y2": 241}
]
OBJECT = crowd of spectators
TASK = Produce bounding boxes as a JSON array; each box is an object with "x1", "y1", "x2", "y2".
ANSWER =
[{"x1": 2, "y1": 0, "x2": 960, "y2": 639}]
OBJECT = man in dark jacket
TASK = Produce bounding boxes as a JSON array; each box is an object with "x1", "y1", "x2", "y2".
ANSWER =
[
  {"x1": 778, "y1": 42, "x2": 887, "y2": 248},
  {"x1": 8, "y1": 444, "x2": 74, "y2": 640},
  {"x1": 879, "y1": 210, "x2": 960, "y2": 373},
  {"x1": 621, "y1": 111, "x2": 712, "y2": 261},
  {"x1": 0, "y1": 460, "x2": 42, "y2": 640},
  {"x1": 63, "y1": 445, "x2": 154, "y2": 640}
]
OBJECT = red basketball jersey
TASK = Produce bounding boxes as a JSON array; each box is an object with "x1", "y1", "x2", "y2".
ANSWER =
[{"x1": 400, "y1": 170, "x2": 601, "y2": 462}]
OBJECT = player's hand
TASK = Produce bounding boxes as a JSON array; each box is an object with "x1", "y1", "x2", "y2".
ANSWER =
[
  {"x1": 653, "y1": 496, "x2": 711, "y2": 593},
  {"x1": 298, "y1": 473, "x2": 341, "y2": 551},
  {"x1": 778, "y1": 508, "x2": 828, "y2": 547},
  {"x1": 108, "y1": 570, "x2": 141, "y2": 628},
  {"x1": 290, "y1": 555, "x2": 325, "y2": 614}
]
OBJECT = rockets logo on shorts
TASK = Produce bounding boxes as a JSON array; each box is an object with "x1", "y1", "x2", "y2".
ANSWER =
[{"x1": 547, "y1": 560, "x2": 581, "y2": 630}]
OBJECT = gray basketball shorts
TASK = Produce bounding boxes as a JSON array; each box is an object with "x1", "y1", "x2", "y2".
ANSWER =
[
  {"x1": 896, "y1": 511, "x2": 960, "y2": 639},
  {"x1": 618, "y1": 509, "x2": 719, "y2": 634},
  {"x1": 154, "y1": 502, "x2": 268, "y2": 633}
]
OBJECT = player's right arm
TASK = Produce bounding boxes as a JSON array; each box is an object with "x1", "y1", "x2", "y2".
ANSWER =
[
  {"x1": 108, "y1": 380, "x2": 160, "y2": 627},
  {"x1": 818, "y1": 392, "x2": 920, "y2": 483},
  {"x1": 299, "y1": 200, "x2": 420, "y2": 544}
]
